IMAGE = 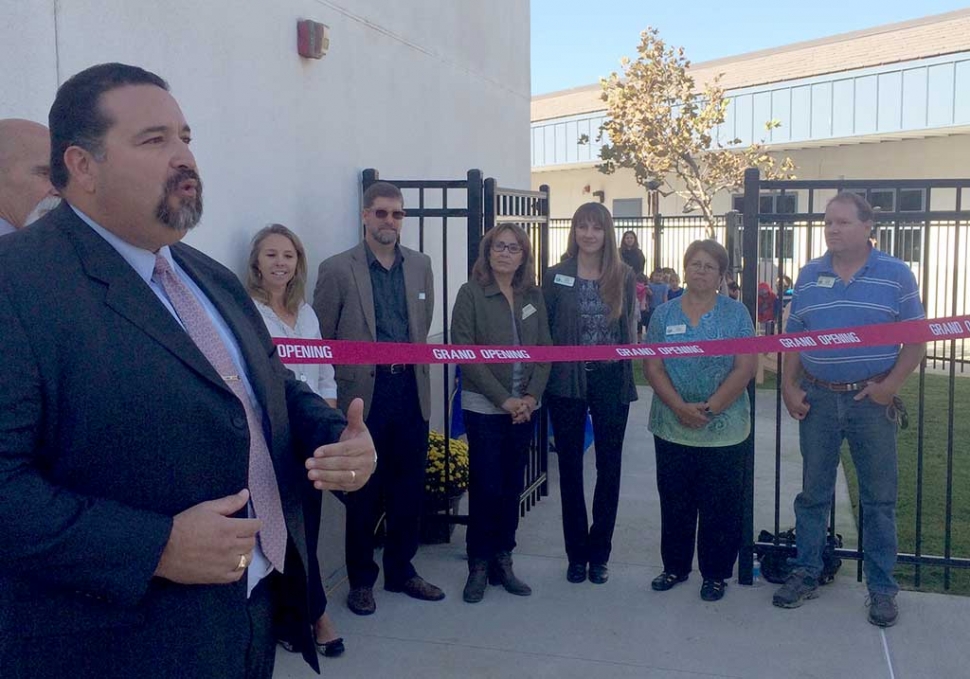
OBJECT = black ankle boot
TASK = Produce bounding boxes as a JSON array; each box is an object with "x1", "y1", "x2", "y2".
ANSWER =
[
  {"x1": 463, "y1": 558, "x2": 488, "y2": 603},
  {"x1": 488, "y1": 551, "x2": 532, "y2": 596}
]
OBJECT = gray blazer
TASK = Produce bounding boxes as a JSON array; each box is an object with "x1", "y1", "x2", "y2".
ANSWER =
[{"x1": 313, "y1": 241, "x2": 434, "y2": 420}]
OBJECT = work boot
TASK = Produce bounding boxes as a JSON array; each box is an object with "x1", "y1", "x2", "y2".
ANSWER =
[
  {"x1": 772, "y1": 570, "x2": 819, "y2": 609},
  {"x1": 867, "y1": 593, "x2": 899, "y2": 627},
  {"x1": 488, "y1": 551, "x2": 532, "y2": 596},
  {"x1": 463, "y1": 558, "x2": 488, "y2": 603}
]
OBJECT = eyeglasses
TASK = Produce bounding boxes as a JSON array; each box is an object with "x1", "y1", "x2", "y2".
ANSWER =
[
  {"x1": 491, "y1": 242, "x2": 523, "y2": 254},
  {"x1": 687, "y1": 261, "x2": 720, "y2": 274},
  {"x1": 372, "y1": 209, "x2": 406, "y2": 220}
]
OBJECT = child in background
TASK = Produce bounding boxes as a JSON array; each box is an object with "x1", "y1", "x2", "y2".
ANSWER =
[
  {"x1": 667, "y1": 272, "x2": 683, "y2": 300},
  {"x1": 727, "y1": 280, "x2": 741, "y2": 300},
  {"x1": 635, "y1": 273, "x2": 650, "y2": 342},
  {"x1": 645, "y1": 269, "x2": 669, "y2": 330}
]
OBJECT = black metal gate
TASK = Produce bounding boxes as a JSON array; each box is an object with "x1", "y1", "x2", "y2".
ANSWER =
[
  {"x1": 361, "y1": 169, "x2": 550, "y2": 535},
  {"x1": 738, "y1": 167, "x2": 970, "y2": 591}
]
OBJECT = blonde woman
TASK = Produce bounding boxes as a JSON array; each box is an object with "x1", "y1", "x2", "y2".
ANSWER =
[{"x1": 246, "y1": 224, "x2": 343, "y2": 658}]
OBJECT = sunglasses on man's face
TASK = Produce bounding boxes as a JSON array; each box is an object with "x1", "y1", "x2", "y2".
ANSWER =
[{"x1": 372, "y1": 208, "x2": 406, "y2": 220}]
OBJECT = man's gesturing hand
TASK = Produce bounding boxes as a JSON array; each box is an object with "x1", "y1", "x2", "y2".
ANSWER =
[
  {"x1": 154, "y1": 489, "x2": 261, "y2": 584},
  {"x1": 307, "y1": 397, "x2": 376, "y2": 492}
]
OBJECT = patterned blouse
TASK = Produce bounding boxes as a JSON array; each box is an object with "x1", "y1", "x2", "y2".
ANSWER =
[
  {"x1": 646, "y1": 295, "x2": 753, "y2": 447},
  {"x1": 577, "y1": 277, "x2": 619, "y2": 346}
]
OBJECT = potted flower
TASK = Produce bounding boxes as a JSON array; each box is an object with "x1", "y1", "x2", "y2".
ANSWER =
[{"x1": 421, "y1": 430, "x2": 470, "y2": 543}]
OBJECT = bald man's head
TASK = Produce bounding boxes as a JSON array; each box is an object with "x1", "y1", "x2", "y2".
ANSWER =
[{"x1": 0, "y1": 119, "x2": 57, "y2": 229}]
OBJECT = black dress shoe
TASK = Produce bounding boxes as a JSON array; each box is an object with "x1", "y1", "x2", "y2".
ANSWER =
[
  {"x1": 651, "y1": 571, "x2": 689, "y2": 591},
  {"x1": 588, "y1": 563, "x2": 609, "y2": 584},
  {"x1": 385, "y1": 575, "x2": 446, "y2": 601},
  {"x1": 347, "y1": 586, "x2": 376, "y2": 615},
  {"x1": 566, "y1": 562, "x2": 587, "y2": 583},
  {"x1": 700, "y1": 578, "x2": 726, "y2": 601},
  {"x1": 315, "y1": 637, "x2": 345, "y2": 658}
]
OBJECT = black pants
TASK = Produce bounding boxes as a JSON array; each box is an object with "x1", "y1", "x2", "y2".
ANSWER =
[
  {"x1": 345, "y1": 369, "x2": 429, "y2": 588},
  {"x1": 464, "y1": 410, "x2": 534, "y2": 560},
  {"x1": 304, "y1": 487, "x2": 327, "y2": 622},
  {"x1": 245, "y1": 575, "x2": 278, "y2": 679},
  {"x1": 653, "y1": 436, "x2": 746, "y2": 580},
  {"x1": 548, "y1": 363, "x2": 631, "y2": 566}
]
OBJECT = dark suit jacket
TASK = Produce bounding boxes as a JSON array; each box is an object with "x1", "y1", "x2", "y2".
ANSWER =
[
  {"x1": 313, "y1": 241, "x2": 434, "y2": 421},
  {"x1": 0, "y1": 203, "x2": 346, "y2": 679}
]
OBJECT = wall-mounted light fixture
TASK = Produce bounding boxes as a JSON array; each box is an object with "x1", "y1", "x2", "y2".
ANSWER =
[
  {"x1": 592, "y1": 190, "x2": 605, "y2": 204},
  {"x1": 297, "y1": 19, "x2": 330, "y2": 59}
]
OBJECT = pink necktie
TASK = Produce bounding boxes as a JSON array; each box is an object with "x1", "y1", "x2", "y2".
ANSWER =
[{"x1": 153, "y1": 254, "x2": 287, "y2": 572}]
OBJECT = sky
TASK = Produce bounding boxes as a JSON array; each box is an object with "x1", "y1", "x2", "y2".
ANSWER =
[{"x1": 531, "y1": 1, "x2": 970, "y2": 95}]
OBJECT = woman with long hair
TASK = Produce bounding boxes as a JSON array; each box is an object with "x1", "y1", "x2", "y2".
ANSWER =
[
  {"x1": 451, "y1": 224, "x2": 551, "y2": 603},
  {"x1": 246, "y1": 224, "x2": 345, "y2": 658},
  {"x1": 619, "y1": 229, "x2": 646, "y2": 275},
  {"x1": 643, "y1": 239, "x2": 756, "y2": 602},
  {"x1": 542, "y1": 203, "x2": 638, "y2": 585}
]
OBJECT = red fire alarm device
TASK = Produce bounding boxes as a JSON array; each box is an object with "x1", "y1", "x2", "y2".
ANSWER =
[{"x1": 297, "y1": 20, "x2": 330, "y2": 59}]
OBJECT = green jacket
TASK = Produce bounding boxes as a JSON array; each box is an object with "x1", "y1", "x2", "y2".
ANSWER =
[{"x1": 450, "y1": 280, "x2": 552, "y2": 408}]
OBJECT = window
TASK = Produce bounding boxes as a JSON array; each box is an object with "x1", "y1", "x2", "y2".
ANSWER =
[
  {"x1": 759, "y1": 227, "x2": 795, "y2": 260},
  {"x1": 732, "y1": 192, "x2": 798, "y2": 214},
  {"x1": 844, "y1": 188, "x2": 925, "y2": 214},
  {"x1": 612, "y1": 198, "x2": 642, "y2": 218},
  {"x1": 899, "y1": 189, "x2": 925, "y2": 212}
]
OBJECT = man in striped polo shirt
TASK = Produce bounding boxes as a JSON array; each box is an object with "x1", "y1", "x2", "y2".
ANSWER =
[{"x1": 773, "y1": 192, "x2": 925, "y2": 627}]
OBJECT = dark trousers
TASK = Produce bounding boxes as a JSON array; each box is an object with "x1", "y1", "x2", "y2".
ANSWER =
[
  {"x1": 548, "y1": 363, "x2": 631, "y2": 566},
  {"x1": 345, "y1": 369, "x2": 429, "y2": 588},
  {"x1": 654, "y1": 436, "x2": 745, "y2": 580},
  {"x1": 464, "y1": 410, "x2": 534, "y2": 560},
  {"x1": 304, "y1": 489, "x2": 327, "y2": 622},
  {"x1": 245, "y1": 576, "x2": 278, "y2": 679}
]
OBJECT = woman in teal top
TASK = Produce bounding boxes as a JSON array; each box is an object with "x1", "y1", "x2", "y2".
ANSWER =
[{"x1": 643, "y1": 239, "x2": 756, "y2": 602}]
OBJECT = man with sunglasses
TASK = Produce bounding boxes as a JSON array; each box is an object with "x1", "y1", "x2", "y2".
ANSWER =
[{"x1": 314, "y1": 181, "x2": 442, "y2": 615}]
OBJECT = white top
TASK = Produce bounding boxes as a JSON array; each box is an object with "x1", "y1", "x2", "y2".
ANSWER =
[{"x1": 253, "y1": 300, "x2": 337, "y2": 400}]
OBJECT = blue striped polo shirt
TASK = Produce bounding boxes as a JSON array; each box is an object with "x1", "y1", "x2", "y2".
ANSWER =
[{"x1": 785, "y1": 247, "x2": 924, "y2": 383}]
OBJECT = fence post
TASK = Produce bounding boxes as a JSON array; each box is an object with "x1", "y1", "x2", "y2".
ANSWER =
[
  {"x1": 539, "y1": 184, "x2": 551, "y2": 285},
  {"x1": 652, "y1": 212, "x2": 663, "y2": 273},
  {"x1": 466, "y1": 170, "x2": 484, "y2": 275},
  {"x1": 738, "y1": 168, "x2": 760, "y2": 585}
]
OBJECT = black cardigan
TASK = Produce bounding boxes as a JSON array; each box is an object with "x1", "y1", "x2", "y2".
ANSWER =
[{"x1": 541, "y1": 257, "x2": 639, "y2": 404}]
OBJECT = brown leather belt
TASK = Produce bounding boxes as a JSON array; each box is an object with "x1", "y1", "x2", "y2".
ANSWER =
[{"x1": 802, "y1": 370, "x2": 890, "y2": 392}]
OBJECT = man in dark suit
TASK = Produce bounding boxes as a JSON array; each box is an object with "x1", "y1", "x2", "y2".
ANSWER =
[
  {"x1": 313, "y1": 181, "x2": 443, "y2": 615},
  {"x1": 0, "y1": 63, "x2": 376, "y2": 679}
]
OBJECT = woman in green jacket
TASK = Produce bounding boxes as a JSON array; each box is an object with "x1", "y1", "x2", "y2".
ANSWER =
[{"x1": 451, "y1": 224, "x2": 552, "y2": 603}]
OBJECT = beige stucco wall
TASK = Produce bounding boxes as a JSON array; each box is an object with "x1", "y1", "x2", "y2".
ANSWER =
[{"x1": 533, "y1": 134, "x2": 970, "y2": 219}]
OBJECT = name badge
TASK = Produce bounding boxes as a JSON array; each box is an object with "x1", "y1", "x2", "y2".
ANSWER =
[
  {"x1": 418, "y1": 292, "x2": 427, "y2": 300},
  {"x1": 554, "y1": 274, "x2": 576, "y2": 287},
  {"x1": 817, "y1": 276, "x2": 836, "y2": 288},
  {"x1": 666, "y1": 324, "x2": 687, "y2": 335},
  {"x1": 522, "y1": 304, "x2": 537, "y2": 320}
]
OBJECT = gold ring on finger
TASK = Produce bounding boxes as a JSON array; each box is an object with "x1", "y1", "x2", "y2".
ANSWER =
[
  {"x1": 236, "y1": 554, "x2": 249, "y2": 571},
  {"x1": 350, "y1": 470, "x2": 357, "y2": 484}
]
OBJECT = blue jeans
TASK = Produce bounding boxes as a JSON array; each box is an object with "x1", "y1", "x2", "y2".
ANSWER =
[{"x1": 793, "y1": 381, "x2": 899, "y2": 595}]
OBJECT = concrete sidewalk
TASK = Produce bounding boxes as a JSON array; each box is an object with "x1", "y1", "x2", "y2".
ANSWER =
[{"x1": 274, "y1": 386, "x2": 969, "y2": 679}]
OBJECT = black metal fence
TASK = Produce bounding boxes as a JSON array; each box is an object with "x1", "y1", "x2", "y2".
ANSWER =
[
  {"x1": 361, "y1": 169, "x2": 550, "y2": 536},
  {"x1": 549, "y1": 215, "x2": 727, "y2": 275},
  {"x1": 738, "y1": 168, "x2": 970, "y2": 591}
]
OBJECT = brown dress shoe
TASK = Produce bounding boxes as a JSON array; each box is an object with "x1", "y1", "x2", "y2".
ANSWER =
[
  {"x1": 385, "y1": 575, "x2": 445, "y2": 601},
  {"x1": 347, "y1": 586, "x2": 376, "y2": 615}
]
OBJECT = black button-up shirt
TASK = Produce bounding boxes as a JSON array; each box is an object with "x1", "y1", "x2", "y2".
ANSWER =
[{"x1": 365, "y1": 243, "x2": 410, "y2": 343}]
